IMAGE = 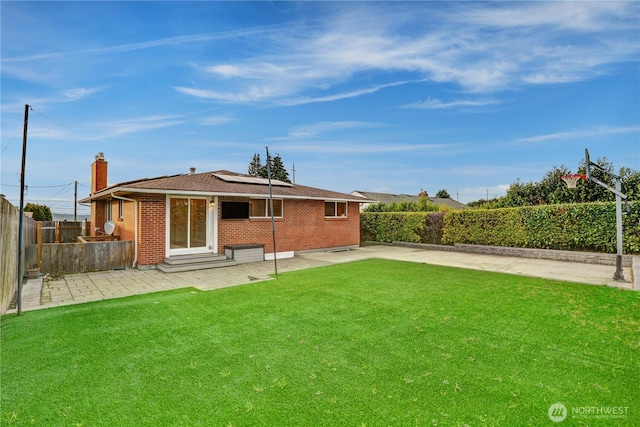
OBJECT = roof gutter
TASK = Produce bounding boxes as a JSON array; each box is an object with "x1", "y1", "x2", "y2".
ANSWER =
[
  {"x1": 111, "y1": 194, "x2": 138, "y2": 269},
  {"x1": 80, "y1": 186, "x2": 369, "y2": 203}
]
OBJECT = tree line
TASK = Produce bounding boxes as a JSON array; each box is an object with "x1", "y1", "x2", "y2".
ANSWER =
[
  {"x1": 468, "y1": 156, "x2": 640, "y2": 208},
  {"x1": 247, "y1": 153, "x2": 291, "y2": 183}
]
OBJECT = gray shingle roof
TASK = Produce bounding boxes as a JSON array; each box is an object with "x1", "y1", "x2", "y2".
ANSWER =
[
  {"x1": 350, "y1": 191, "x2": 467, "y2": 210},
  {"x1": 82, "y1": 170, "x2": 371, "y2": 203}
]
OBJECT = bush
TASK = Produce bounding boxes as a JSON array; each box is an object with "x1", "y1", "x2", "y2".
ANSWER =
[
  {"x1": 360, "y1": 212, "x2": 445, "y2": 244},
  {"x1": 362, "y1": 202, "x2": 640, "y2": 254},
  {"x1": 24, "y1": 203, "x2": 52, "y2": 221},
  {"x1": 442, "y1": 202, "x2": 640, "y2": 254}
]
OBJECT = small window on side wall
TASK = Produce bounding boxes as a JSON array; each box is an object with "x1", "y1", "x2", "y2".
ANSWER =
[
  {"x1": 325, "y1": 201, "x2": 347, "y2": 217},
  {"x1": 106, "y1": 200, "x2": 112, "y2": 221}
]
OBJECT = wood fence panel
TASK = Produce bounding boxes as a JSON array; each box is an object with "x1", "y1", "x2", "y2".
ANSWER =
[
  {"x1": 41, "y1": 241, "x2": 134, "y2": 274},
  {"x1": 59, "y1": 222, "x2": 83, "y2": 243},
  {"x1": 23, "y1": 217, "x2": 37, "y2": 245},
  {"x1": 0, "y1": 197, "x2": 38, "y2": 315},
  {"x1": 41, "y1": 221, "x2": 56, "y2": 243},
  {"x1": 24, "y1": 244, "x2": 38, "y2": 270},
  {"x1": 1, "y1": 197, "x2": 19, "y2": 315},
  {"x1": 84, "y1": 241, "x2": 134, "y2": 271},
  {"x1": 42, "y1": 243, "x2": 84, "y2": 274}
]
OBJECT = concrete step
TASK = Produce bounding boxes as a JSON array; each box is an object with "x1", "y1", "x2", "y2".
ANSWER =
[
  {"x1": 163, "y1": 253, "x2": 229, "y2": 265},
  {"x1": 157, "y1": 258, "x2": 237, "y2": 273}
]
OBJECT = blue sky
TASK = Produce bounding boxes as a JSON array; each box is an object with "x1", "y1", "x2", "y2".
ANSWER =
[{"x1": 2, "y1": 1, "x2": 639, "y2": 214}]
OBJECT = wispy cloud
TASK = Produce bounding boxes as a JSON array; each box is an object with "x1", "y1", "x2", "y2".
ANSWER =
[
  {"x1": 277, "y1": 141, "x2": 450, "y2": 155},
  {"x1": 269, "y1": 121, "x2": 387, "y2": 141},
  {"x1": 404, "y1": 97, "x2": 499, "y2": 110},
  {"x1": 61, "y1": 87, "x2": 102, "y2": 102},
  {"x1": 24, "y1": 114, "x2": 185, "y2": 142},
  {"x1": 198, "y1": 115, "x2": 235, "y2": 126},
  {"x1": 514, "y1": 126, "x2": 640, "y2": 144},
  {"x1": 1, "y1": 87, "x2": 102, "y2": 114},
  {"x1": 174, "y1": 2, "x2": 638, "y2": 104},
  {"x1": 3, "y1": 27, "x2": 281, "y2": 63},
  {"x1": 279, "y1": 80, "x2": 420, "y2": 106},
  {"x1": 89, "y1": 115, "x2": 184, "y2": 140}
]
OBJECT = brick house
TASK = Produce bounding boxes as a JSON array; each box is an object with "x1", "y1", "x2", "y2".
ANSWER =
[{"x1": 80, "y1": 154, "x2": 369, "y2": 271}]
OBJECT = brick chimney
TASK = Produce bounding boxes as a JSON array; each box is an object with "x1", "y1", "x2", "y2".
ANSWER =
[{"x1": 91, "y1": 152, "x2": 108, "y2": 194}]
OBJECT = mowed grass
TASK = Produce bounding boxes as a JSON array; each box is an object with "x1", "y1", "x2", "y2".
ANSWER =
[{"x1": 2, "y1": 259, "x2": 639, "y2": 426}]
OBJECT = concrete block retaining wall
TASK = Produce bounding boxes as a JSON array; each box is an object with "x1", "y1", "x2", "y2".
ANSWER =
[{"x1": 392, "y1": 241, "x2": 633, "y2": 267}]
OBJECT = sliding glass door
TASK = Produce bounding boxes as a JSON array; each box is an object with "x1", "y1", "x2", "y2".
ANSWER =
[{"x1": 169, "y1": 197, "x2": 208, "y2": 253}]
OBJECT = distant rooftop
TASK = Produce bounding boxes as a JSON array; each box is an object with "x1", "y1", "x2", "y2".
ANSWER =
[{"x1": 350, "y1": 191, "x2": 467, "y2": 210}]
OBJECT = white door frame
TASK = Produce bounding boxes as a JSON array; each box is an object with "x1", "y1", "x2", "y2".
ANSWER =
[{"x1": 165, "y1": 195, "x2": 213, "y2": 257}]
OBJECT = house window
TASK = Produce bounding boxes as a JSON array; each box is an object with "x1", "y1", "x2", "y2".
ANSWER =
[
  {"x1": 250, "y1": 199, "x2": 283, "y2": 218},
  {"x1": 106, "y1": 200, "x2": 112, "y2": 221},
  {"x1": 325, "y1": 201, "x2": 347, "y2": 217},
  {"x1": 118, "y1": 200, "x2": 124, "y2": 219},
  {"x1": 221, "y1": 201, "x2": 250, "y2": 219}
]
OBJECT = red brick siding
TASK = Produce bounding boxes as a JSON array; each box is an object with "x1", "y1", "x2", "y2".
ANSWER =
[
  {"x1": 217, "y1": 198, "x2": 360, "y2": 254},
  {"x1": 130, "y1": 195, "x2": 360, "y2": 267},
  {"x1": 137, "y1": 194, "x2": 166, "y2": 266},
  {"x1": 90, "y1": 159, "x2": 108, "y2": 194},
  {"x1": 90, "y1": 201, "x2": 107, "y2": 237},
  {"x1": 113, "y1": 200, "x2": 136, "y2": 241}
]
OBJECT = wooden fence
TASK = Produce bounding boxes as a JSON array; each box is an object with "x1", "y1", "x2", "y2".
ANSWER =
[
  {"x1": 40, "y1": 221, "x2": 88, "y2": 243},
  {"x1": 1, "y1": 196, "x2": 37, "y2": 315},
  {"x1": 41, "y1": 241, "x2": 134, "y2": 274}
]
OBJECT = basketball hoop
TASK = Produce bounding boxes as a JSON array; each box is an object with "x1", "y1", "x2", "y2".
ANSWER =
[{"x1": 561, "y1": 174, "x2": 587, "y2": 189}]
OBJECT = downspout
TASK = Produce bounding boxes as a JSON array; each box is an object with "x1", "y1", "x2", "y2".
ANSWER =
[{"x1": 111, "y1": 194, "x2": 138, "y2": 268}]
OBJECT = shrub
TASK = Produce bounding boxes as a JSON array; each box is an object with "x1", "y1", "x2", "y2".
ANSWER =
[
  {"x1": 442, "y1": 202, "x2": 640, "y2": 254},
  {"x1": 360, "y1": 212, "x2": 445, "y2": 244},
  {"x1": 362, "y1": 202, "x2": 640, "y2": 254}
]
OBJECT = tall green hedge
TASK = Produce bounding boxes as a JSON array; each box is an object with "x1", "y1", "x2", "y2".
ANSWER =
[
  {"x1": 443, "y1": 202, "x2": 639, "y2": 254},
  {"x1": 360, "y1": 212, "x2": 445, "y2": 244},
  {"x1": 361, "y1": 202, "x2": 640, "y2": 254}
]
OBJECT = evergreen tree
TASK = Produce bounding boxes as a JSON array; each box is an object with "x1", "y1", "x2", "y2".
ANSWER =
[
  {"x1": 435, "y1": 189, "x2": 450, "y2": 198},
  {"x1": 255, "y1": 153, "x2": 291, "y2": 183},
  {"x1": 248, "y1": 153, "x2": 262, "y2": 177},
  {"x1": 269, "y1": 154, "x2": 291, "y2": 183}
]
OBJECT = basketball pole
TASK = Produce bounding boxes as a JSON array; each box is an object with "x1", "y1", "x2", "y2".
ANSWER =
[
  {"x1": 265, "y1": 146, "x2": 278, "y2": 276},
  {"x1": 584, "y1": 149, "x2": 628, "y2": 281}
]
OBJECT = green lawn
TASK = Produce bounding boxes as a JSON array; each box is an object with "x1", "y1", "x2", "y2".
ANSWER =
[{"x1": 2, "y1": 259, "x2": 639, "y2": 426}]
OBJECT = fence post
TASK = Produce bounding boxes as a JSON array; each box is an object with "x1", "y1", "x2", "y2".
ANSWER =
[{"x1": 37, "y1": 221, "x2": 42, "y2": 270}]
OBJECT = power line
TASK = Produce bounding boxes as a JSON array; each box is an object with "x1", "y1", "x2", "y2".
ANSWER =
[
  {"x1": 29, "y1": 106, "x2": 82, "y2": 136},
  {"x1": 1, "y1": 125, "x2": 24, "y2": 153},
  {"x1": 1, "y1": 183, "x2": 73, "y2": 188}
]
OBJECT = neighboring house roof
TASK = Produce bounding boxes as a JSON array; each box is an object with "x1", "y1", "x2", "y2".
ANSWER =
[
  {"x1": 80, "y1": 170, "x2": 370, "y2": 203},
  {"x1": 350, "y1": 191, "x2": 467, "y2": 210}
]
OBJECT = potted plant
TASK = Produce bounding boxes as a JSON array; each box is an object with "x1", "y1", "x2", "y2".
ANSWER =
[{"x1": 27, "y1": 265, "x2": 39, "y2": 279}]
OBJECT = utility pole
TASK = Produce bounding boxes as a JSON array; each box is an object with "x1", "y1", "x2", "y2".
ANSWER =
[
  {"x1": 74, "y1": 180, "x2": 78, "y2": 222},
  {"x1": 292, "y1": 162, "x2": 296, "y2": 184},
  {"x1": 17, "y1": 104, "x2": 30, "y2": 316}
]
